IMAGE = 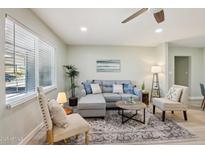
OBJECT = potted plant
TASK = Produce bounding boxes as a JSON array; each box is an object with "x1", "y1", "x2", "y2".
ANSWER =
[
  {"x1": 64, "y1": 65, "x2": 79, "y2": 106},
  {"x1": 141, "y1": 82, "x2": 145, "y2": 92}
]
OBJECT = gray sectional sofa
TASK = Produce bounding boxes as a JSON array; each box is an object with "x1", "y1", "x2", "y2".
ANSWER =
[{"x1": 78, "y1": 80, "x2": 142, "y2": 117}]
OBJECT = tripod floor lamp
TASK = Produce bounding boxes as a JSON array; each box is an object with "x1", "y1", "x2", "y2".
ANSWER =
[{"x1": 150, "y1": 65, "x2": 161, "y2": 102}]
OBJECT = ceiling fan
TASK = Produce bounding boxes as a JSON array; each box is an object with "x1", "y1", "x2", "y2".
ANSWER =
[{"x1": 121, "y1": 8, "x2": 165, "y2": 24}]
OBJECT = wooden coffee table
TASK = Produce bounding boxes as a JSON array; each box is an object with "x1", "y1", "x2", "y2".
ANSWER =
[{"x1": 116, "y1": 100, "x2": 147, "y2": 124}]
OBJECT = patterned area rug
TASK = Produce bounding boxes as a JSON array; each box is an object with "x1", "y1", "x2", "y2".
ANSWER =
[{"x1": 56, "y1": 109, "x2": 196, "y2": 145}]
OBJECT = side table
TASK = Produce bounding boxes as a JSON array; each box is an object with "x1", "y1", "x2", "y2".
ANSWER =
[
  {"x1": 64, "y1": 107, "x2": 73, "y2": 115},
  {"x1": 142, "y1": 91, "x2": 149, "y2": 106}
]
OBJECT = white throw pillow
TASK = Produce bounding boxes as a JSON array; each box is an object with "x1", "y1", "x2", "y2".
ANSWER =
[
  {"x1": 47, "y1": 99, "x2": 68, "y2": 128},
  {"x1": 90, "y1": 84, "x2": 102, "y2": 94},
  {"x1": 166, "y1": 87, "x2": 182, "y2": 102},
  {"x1": 113, "y1": 84, "x2": 123, "y2": 94}
]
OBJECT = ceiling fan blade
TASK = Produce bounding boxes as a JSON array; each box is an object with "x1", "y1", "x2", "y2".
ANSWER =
[
  {"x1": 153, "y1": 9, "x2": 165, "y2": 23},
  {"x1": 121, "y1": 8, "x2": 148, "y2": 23}
]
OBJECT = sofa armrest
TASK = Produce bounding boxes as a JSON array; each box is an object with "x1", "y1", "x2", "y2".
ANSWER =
[
  {"x1": 79, "y1": 89, "x2": 86, "y2": 98},
  {"x1": 133, "y1": 87, "x2": 142, "y2": 101}
]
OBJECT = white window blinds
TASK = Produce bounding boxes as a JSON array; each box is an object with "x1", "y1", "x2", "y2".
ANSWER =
[
  {"x1": 5, "y1": 16, "x2": 55, "y2": 103},
  {"x1": 5, "y1": 17, "x2": 36, "y2": 99},
  {"x1": 38, "y1": 40, "x2": 54, "y2": 87}
]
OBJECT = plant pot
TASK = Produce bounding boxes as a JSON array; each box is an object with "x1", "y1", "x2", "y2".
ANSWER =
[{"x1": 69, "y1": 97, "x2": 78, "y2": 106}]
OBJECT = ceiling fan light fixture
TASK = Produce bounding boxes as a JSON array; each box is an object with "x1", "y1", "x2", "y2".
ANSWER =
[
  {"x1": 153, "y1": 9, "x2": 165, "y2": 23},
  {"x1": 121, "y1": 8, "x2": 165, "y2": 24}
]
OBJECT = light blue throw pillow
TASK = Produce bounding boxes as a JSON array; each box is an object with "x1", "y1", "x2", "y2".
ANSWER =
[
  {"x1": 82, "y1": 81, "x2": 92, "y2": 94},
  {"x1": 133, "y1": 87, "x2": 142, "y2": 100},
  {"x1": 123, "y1": 83, "x2": 134, "y2": 94},
  {"x1": 133, "y1": 87, "x2": 140, "y2": 96}
]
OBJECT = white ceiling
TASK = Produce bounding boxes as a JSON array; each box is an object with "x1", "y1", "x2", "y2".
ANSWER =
[
  {"x1": 169, "y1": 35, "x2": 205, "y2": 48},
  {"x1": 32, "y1": 8, "x2": 205, "y2": 47}
]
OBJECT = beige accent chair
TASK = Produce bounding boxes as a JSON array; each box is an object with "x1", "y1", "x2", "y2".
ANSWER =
[
  {"x1": 152, "y1": 85, "x2": 189, "y2": 122},
  {"x1": 37, "y1": 87, "x2": 90, "y2": 144}
]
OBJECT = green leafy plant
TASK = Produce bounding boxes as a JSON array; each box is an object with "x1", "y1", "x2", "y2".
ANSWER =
[
  {"x1": 141, "y1": 82, "x2": 145, "y2": 91},
  {"x1": 64, "y1": 65, "x2": 79, "y2": 97}
]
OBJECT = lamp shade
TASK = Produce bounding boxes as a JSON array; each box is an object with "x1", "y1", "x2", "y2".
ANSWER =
[
  {"x1": 151, "y1": 66, "x2": 161, "y2": 74},
  {"x1": 57, "y1": 92, "x2": 68, "y2": 104}
]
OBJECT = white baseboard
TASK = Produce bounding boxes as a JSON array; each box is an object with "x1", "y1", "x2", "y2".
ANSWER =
[
  {"x1": 18, "y1": 122, "x2": 44, "y2": 145},
  {"x1": 189, "y1": 96, "x2": 203, "y2": 100}
]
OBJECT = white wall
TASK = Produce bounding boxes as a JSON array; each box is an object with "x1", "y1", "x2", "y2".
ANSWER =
[
  {"x1": 203, "y1": 48, "x2": 205, "y2": 81},
  {"x1": 156, "y1": 43, "x2": 169, "y2": 95},
  {"x1": 67, "y1": 44, "x2": 203, "y2": 99},
  {"x1": 67, "y1": 45, "x2": 167, "y2": 96},
  {"x1": 0, "y1": 9, "x2": 67, "y2": 144},
  {"x1": 168, "y1": 46, "x2": 204, "y2": 98}
]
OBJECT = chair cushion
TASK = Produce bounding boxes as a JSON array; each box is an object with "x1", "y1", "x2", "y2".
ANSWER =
[
  {"x1": 103, "y1": 93, "x2": 121, "y2": 102},
  {"x1": 166, "y1": 86, "x2": 182, "y2": 102},
  {"x1": 91, "y1": 84, "x2": 102, "y2": 94},
  {"x1": 78, "y1": 94, "x2": 106, "y2": 109},
  {"x1": 53, "y1": 113, "x2": 90, "y2": 142},
  {"x1": 153, "y1": 98, "x2": 187, "y2": 111},
  {"x1": 48, "y1": 99, "x2": 68, "y2": 128},
  {"x1": 113, "y1": 84, "x2": 123, "y2": 94},
  {"x1": 120, "y1": 94, "x2": 139, "y2": 101}
]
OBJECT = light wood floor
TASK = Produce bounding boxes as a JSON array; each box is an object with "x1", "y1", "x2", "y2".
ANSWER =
[
  {"x1": 27, "y1": 100, "x2": 205, "y2": 145},
  {"x1": 158, "y1": 100, "x2": 205, "y2": 144}
]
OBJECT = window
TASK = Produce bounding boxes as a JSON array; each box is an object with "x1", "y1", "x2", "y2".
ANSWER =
[
  {"x1": 5, "y1": 16, "x2": 55, "y2": 104},
  {"x1": 38, "y1": 40, "x2": 54, "y2": 87}
]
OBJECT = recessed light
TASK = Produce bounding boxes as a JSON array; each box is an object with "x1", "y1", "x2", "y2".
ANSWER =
[
  {"x1": 155, "y1": 28, "x2": 163, "y2": 33},
  {"x1": 80, "y1": 27, "x2": 87, "y2": 32}
]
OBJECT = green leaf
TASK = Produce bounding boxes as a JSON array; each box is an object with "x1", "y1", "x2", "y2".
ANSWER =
[{"x1": 63, "y1": 65, "x2": 79, "y2": 97}]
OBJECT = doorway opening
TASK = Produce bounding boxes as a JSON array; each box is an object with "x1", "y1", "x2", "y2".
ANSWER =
[{"x1": 174, "y1": 56, "x2": 190, "y2": 86}]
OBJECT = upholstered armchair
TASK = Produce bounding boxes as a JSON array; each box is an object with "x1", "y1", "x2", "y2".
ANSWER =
[
  {"x1": 152, "y1": 85, "x2": 189, "y2": 122},
  {"x1": 37, "y1": 87, "x2": 90, "y2": 144}
]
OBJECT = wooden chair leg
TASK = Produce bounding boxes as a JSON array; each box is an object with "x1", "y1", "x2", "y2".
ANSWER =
[
  {"x1": 85, "y1": 131, "x2": 89, "y2": 145},
  {"x1": 63, "y1": 138, "x2": 70, "y2": 144},
  {"x1": 183, "y1": 111, "x2": 188, "y2": 121},
  {"x1": 153, "y1": 105, "x2": 156, "y2": 114},
  {"x1": 162, "y1": 111, "x2": 166, "y2": 122},
  {"x1": 201, "y1": 97, "x2": 205, "y2": 108},
  {"x1": 47, "y1": 130, "x2": 53, "y2": 144},
  {"x1": 203, "y1": 103, "x2": 205, "y2": 111},
  {"x1": 64, "y1": 139, "x2": 68, "y2": 144},
  {"x1": 171, "y1": 111, "x2": 174, "y2": 114},
  {"x1": 76, "y1": 135, "x2": 79, "y2": 140}
]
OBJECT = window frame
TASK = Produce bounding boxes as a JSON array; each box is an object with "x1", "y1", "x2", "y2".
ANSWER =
[{"x1": 5, "y1": 15, "x2": 57, "y2": 108}]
